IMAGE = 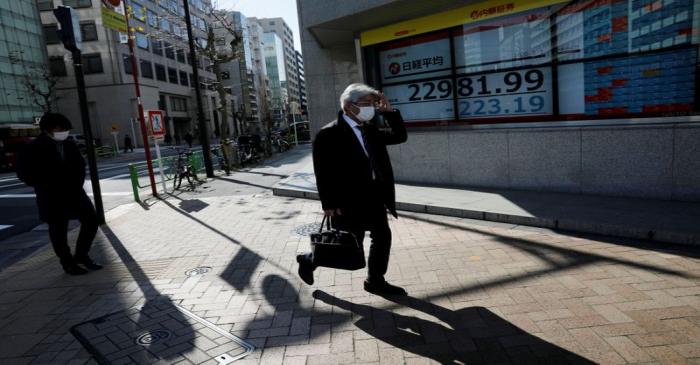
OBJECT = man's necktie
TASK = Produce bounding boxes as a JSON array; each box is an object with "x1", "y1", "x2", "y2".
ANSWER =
[{"x1": 359, "y1": 124, "x2": 382, "y2": 181}]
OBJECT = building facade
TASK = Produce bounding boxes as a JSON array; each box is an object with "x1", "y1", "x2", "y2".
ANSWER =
[
  {"x1": 262, "y1": 31, "x2": 287, "y2": 129},
  {"x1": 0, "y1": 0, "x2": 49, "y2": 125},
  {"x1": 39, "y1": 0, "x2": 226, "y2": 148},
  {"x1": 298, "y1": 0, "x2": 700, "y2": 201},
  {"x1": 295, "y1": 50, "x2": 307, "y2": 119},
  {"x1": 255, "y1": 17, "x2": 302, "y2": 123}
]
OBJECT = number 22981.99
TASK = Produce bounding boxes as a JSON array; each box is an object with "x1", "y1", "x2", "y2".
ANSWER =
[{"x1": 459, "y1": 95, "x2": 546, "y2": 117}]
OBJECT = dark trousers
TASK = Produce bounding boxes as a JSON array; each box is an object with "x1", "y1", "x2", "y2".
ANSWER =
[
  {"x1": 47, "y1": 203, "x2": 99, "y2": 268},
  {"x1": 334, "y1": 202, "x2": 392, "y2": 282},
  {"x1": 304, "y1": 194, "x2": 392, "y2": 283}
]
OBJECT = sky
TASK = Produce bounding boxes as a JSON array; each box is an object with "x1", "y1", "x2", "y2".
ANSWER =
[{"x1": 216, "y1": 0, "x2": 302, "y2": 52}]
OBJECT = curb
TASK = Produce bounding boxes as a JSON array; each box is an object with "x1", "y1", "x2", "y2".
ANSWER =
[{"x1": 272, "y1": 187, "x2": 700, "y2": 246}]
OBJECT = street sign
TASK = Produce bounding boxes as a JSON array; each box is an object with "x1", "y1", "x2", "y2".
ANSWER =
[
  {"x1": 147, "y1": 110, "x2": 166, "y2": 138},
  {"x1": 101, "y1": 0, "x2": 127, "y2": 32}
]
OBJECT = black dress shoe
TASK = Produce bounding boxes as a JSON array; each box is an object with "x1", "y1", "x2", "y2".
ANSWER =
[
  {"x1": 364, "y1": 280, "x2": 407, "y2": 296},
  {"x1": 296, "y1": 254, "x2": 314, "y2": 285},
  {"x1": 64, "y1": 264, "x2": 88, "y2": 275},
  {"x1": 75, "y1": 257, "x2": 103, "y2": 270}
]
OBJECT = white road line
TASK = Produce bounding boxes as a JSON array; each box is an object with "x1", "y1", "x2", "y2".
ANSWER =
[
  {"x1": 0, "y1": 225, "x2": 12, "y2": 231},
  {"x1": 0, "y1": 192, "x2": 132, "y2": 198},
  {"x1": 0, "y1": 177, "x2": 19, "y2": 183},
  {"x1": 0, "y1": 182, "x2": 26, "y2": 189}
]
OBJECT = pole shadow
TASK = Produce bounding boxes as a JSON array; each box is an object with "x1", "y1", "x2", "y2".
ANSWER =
[
  {"x1": 313, "y1": 290, "x2": 595, "y2": 364},
  {"x1": 79, "y1": 226, "x2": 196, "y2": 363}
]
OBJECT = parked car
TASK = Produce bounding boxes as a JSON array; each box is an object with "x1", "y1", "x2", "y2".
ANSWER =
[{"x1": 289, "y1": 121, "x2": 310, "y2": 143}]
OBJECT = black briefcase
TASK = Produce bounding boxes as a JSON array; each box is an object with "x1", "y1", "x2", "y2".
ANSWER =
[{"x1": 310, "y1": 216, "x2": 366, "y2": 271}]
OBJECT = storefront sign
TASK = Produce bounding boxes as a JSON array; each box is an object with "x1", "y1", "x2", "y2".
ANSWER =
[
  {"x1": 379, "y1": 32, "x2": 451, "y2": 84},
  {"x1": 360, "y1": 0, "x2": 568, "y2": 46}
]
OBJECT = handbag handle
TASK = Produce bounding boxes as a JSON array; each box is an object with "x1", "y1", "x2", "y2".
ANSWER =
[{"x1": 318, "y1": 215, "x2": 332, "y2": 233}]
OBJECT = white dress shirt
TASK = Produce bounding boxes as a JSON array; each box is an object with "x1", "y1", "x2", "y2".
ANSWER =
[{"x1": 342, "y1": 113, "x2": 368, "y2": 157}]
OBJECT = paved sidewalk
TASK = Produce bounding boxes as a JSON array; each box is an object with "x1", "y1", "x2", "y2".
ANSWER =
[
  {"x1": 273, "y1": 160, "x2": 700, "y2": 246},
  {"x1": 0, "y1": 171, "x2": 698, "y2": 364}
]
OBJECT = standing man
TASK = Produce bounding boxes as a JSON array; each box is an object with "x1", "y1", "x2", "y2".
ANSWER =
[
  {"x1": 297, "y1": 83, "x2": 408, "y2": 295},
  {"x1": 123, "y1": 134, "x2": 134, "y2": 153},
  {"x1": 17, "y1": 113, "x2": 103, "y2": 275},
  {"x1": 184, "y1": 132, "x2": 193, "y2": 148}
]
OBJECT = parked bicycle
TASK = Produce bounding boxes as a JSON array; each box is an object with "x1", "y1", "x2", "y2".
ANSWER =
[
  {"x1": 210, "y1": 145, "x2": 231, "y2": 175},
  {"x1": 237, "y1": 135, "x2": 260, "y2": 167},
  {"x1": 271, "y1": 131, "x2": 290, "y2": 153},
  {"x1": 172, "y1": 148, "x2": 197, "y2": 191}
]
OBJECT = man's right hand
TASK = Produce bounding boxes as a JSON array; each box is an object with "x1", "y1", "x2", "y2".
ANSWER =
[{"x1": 323, "y1": 208, "x2": 342, "y2": 217}]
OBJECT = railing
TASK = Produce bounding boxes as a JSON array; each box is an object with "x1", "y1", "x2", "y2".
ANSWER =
[{"x1": 128, "y1": 147, "x2": 213, "y2": 202}]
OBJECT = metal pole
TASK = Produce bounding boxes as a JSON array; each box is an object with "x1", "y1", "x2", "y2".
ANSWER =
[
  {"x1": 153, "y1": 138, "x2": 168, "y2": 194},
  {"x1": 183, "y1": 0, "x2": 214, "y2": 178},
  {"x1": 124, "y1": 0, "x2": 158, "y2": 196},
  {"x1": 71, "y1": 49, "x2": 105, "y2": 224}
]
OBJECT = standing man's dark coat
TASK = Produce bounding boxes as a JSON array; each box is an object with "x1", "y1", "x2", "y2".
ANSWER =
[{"x1": 17, "y1": 134, "x2": 92, "y2": 223}]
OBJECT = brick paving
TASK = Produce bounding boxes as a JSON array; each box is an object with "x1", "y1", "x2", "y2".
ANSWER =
[{"x1": 0, "y1": 183, "x2": 699, "y2": 364}]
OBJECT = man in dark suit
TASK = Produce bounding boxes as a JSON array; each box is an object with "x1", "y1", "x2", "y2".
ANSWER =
[
  {"x1": 17, "y1": 113, "x2": 103, "y2": 275},
  {"x1": 297, "y1": 83, "x2": 408, "y2": 295}
]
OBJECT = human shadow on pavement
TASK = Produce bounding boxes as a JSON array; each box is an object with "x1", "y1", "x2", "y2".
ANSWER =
[
  {"x1": 313, "y1": 290, "x2": 595, "y2": 365},
  {"x1": 379, "y1": 212, "x2": 697, "y2": 311},
  {"x1": 71, "y1": 226, "x2": 196, "y2": 363}
]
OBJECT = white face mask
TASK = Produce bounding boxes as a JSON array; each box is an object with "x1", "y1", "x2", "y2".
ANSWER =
[
  {"x1": 52, "y1": 131, "x2": 70, "y2": 141},
  {"x1": 354, "y1": 105, "x2": 375, "y2": 122}
]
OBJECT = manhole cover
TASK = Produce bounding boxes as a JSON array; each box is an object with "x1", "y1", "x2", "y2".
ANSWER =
[
  {"x1": 294, "y1": 222, "x2": 321, "y2": 236},
  {"x1": 70, "y1": 300, "x2": 255, "y2": 364},
  {"x1": 185, "y1": 266, "x2": 212, "y2": 277},
  {"x1": 136, "y1": 330, "x2": 172, "y2": 345}
]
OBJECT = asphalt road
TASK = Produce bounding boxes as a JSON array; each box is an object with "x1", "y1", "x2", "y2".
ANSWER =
[
  {"x1": 0, "y1": 148, "x2": 179, "y2": 241},
  {"x1": 0, "y1": 144, "x2": 312, "y2": 242}
]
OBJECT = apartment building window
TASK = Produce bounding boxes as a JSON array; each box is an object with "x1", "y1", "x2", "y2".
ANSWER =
[
  {"x1": 152, "y1": 40, "x2": 163, "y2": 56},
  {"x1": 122, "y1": 55, "x2": 132, "y2": 74},
  {"x1": 140, "y1": 59, "x2": 153, "y2": 79},
  {"x1": 160, "y1": 18, "x2": 170, "y2": 32},
  {"x1": 131, "y1": 1, "x2": 146, "y2": 22},
  {"x1": 43, "y1": 25, "x2": 60, "y2": 44},
  {"x1": 80, "y1": 22, "x2": 98, "y2": 41},
  {"x1": 179, "y1": 70, "x2": 188, "y2": 86},
  {"x1": 49, "y1": 57, "x2": 67, "y2": 76},
  {"x1": 136, "y1": 32, "x2": 148, "y2": 50},
  {"x1": 171, "y1": 97, "x2": 187, "y2": 112},
  {"x1": 155, "y1": 63, "x2": 166, "y2": 81},
  {"x1": 63, "y1": 0, "x2": 91, "y2": 8},
  {"x1": 189, "y1": 73, "x2": 195, "y2": 89},
  {"x1": 176, "y1": 49, "x2": 186, "y2": 63},
  {"x1": 164, "y1": 42, "x2": 174, "y2": 59},
  {"x1": 82, "y1": 53, "x2": 103, "y2": 74},
  {"x1": 167, "y1": 67, "x2": 178, "y2": 84},
  {"x1": 37, "y1": 0, "x2": 53, "y2": 11},
  {"x1": 147, "y1": 9, "x2": 157, "y2": 27}
]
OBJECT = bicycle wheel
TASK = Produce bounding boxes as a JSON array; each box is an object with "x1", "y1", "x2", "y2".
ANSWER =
[
  {"x1": 186, "y1": 173, "x2": 195, "y2": 189},
  {"x1": 173, "y1": 173, "x2": 181, "y2": 190}
]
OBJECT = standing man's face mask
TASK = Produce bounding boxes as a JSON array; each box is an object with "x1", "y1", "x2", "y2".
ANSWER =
[
  {"x1": 353, "y1": 104, "x2": 376, "y2": 122},
  {"x1": 51, "y1": 131, "x2": 70, "y2": 141}
]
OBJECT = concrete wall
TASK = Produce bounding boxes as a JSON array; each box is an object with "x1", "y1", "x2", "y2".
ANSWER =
[{"x1": 388, "y1": 123, "x2": 700, "y2": 201}]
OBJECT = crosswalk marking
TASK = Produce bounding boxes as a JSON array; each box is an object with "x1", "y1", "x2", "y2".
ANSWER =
[{"x1": 0, "y1": 225, "x2": 12, "y2": 231}]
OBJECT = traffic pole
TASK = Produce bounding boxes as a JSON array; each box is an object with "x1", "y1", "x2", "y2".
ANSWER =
[
  {"x1": 71, "y1": 49, "x2": 106, "y2": 225},
  {"x1": 183, "y1": 0, "x2": 214, "y2": 178},
  {"x1": 124, "y1": 0, "x2": 158, "y2": 197}
]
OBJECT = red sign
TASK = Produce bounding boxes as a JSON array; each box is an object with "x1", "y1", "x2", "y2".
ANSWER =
[{"x1": 147, "y1": 110, "x2": 165, "y2": 138}]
